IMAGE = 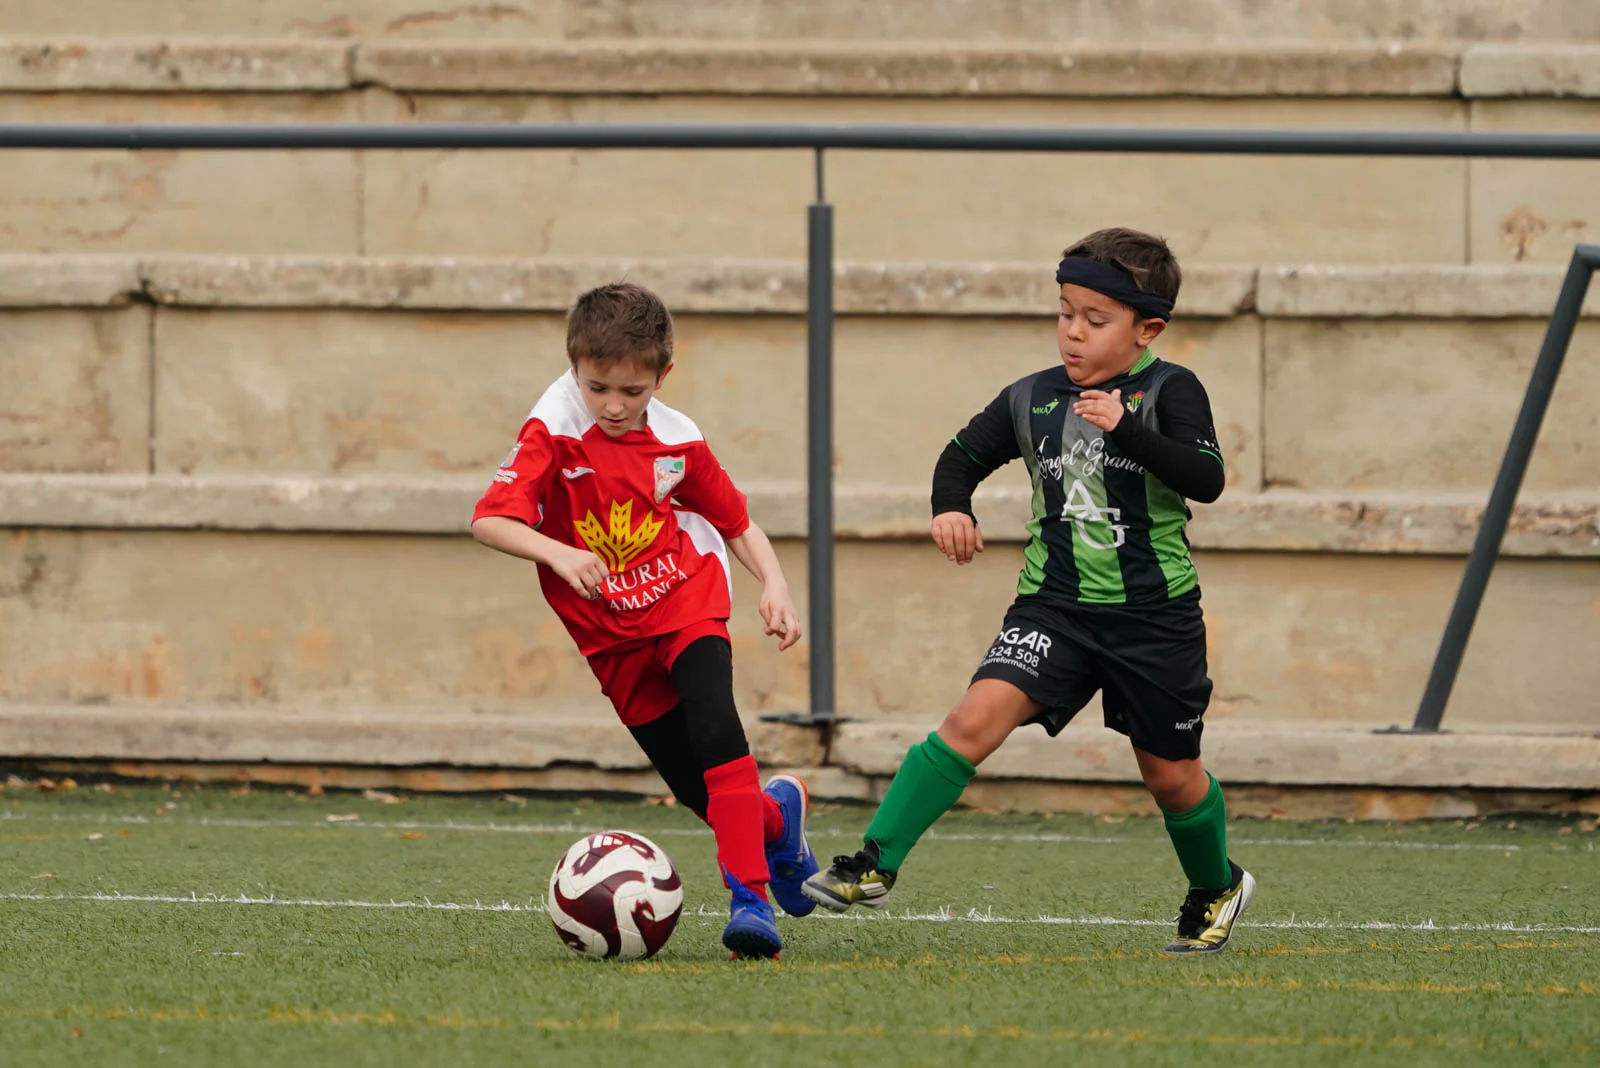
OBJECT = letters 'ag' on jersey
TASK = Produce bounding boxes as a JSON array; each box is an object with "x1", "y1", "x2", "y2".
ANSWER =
[
  {"x1": 472, "y1": 372, "x2": 750, "y2": 656},
  {"x1": 957, "y1": 353, "x2": 1220, "y2": 607}
]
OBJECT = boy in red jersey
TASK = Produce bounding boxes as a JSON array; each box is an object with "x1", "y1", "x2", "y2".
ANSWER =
[{"x1": 471, "y1": 283, "x2": 817, "y2": 959}]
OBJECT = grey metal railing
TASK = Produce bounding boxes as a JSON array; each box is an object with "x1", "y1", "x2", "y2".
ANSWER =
[
  {"x1": 5, "y1": 121, "x2": 1597, "y2": 733},
  {"x1": 1409, "y1": 243, "x2": 1599, "y2": 732}
]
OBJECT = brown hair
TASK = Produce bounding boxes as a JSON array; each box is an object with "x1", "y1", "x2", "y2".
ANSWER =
[
  {"x1": 565, "y1": 282, "x2": 674, "y2": 374},
  {"x1": 1061, "y1": 228, "x2": 1182, "y2": 305}
]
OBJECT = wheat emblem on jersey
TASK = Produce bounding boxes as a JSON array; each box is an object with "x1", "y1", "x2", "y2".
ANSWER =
[{"x1": 574, "y1": 499, "x2": 664, "y2": 572}]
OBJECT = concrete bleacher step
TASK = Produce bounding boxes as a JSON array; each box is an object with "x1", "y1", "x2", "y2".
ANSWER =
[
  {"x1": 0, "y1": 40, "x2": 1595, "y2": 264},
  {"x1": 6, "y1": 516, "x2": 1590, "y2": 732},
  {"x1": 3, "y1": 704, "x2": 1597, "y2": 819},
  {"x1": 3, "y1": 38, "x2": 1592, "y2": 94},
  {"x1": 5, "y1": 473, "x2": 1599, "y2": 558},
  {"x1": 5, "y1": 252, "x2": 1599, "y2": 508}
]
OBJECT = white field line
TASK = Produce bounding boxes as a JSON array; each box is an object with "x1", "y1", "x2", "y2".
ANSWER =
[
  {"x1": 2, "y1": 892, "x2": 1598, "y2": 935},
  {"x1": 0, "y1": 810, "x2": 1574, "y2": 852}
]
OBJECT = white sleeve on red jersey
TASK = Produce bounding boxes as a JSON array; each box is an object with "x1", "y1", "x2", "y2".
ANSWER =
[
  {"x1": 646, "y1": 397, "x2": 751, "y2": 539},
  {"x1": 471, "y1": 418, "x2": 555, "y2": 528},
  {"x1": 673, "y1": 440, "x2": 751, "y2": 539}
]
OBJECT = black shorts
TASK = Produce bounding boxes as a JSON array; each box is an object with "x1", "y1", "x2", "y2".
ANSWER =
[{"x1": 970, "y1": 591, "x2": 1212, "y2": 762}]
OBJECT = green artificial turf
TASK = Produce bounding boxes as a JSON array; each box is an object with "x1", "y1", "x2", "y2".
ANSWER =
[{"x1": 2, "y1": 782, "x2": 1597, "y2": 1066}]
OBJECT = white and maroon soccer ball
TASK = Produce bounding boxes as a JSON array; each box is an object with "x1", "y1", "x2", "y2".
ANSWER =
[{"x1": 547, "y1": 830, "x2": 684, "y2": 960}]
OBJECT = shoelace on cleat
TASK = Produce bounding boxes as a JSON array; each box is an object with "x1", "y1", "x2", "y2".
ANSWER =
[
  {"x1": 829, "y1": 850, "x2": 874, "y2": 875},
  {"x1": 1175, "y1": 888, "x2": 1213, "y2": 939}
]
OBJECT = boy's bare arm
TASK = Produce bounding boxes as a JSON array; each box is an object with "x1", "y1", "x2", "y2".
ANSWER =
[
  {"x1": 726, "y1": 522, "x2": 803, "y2": 652},
  {"x1": 471, "y1": 515, "x2": 609, "y2": 600}
]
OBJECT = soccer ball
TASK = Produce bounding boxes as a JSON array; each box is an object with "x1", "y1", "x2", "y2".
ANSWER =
[{"x1": 547, "y1": 830, "x2": 684, "y2": 960}]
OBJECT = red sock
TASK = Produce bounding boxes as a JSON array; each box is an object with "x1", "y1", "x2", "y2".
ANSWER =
[
  {"x1": 683, "y1": 798, "x2": 780, "y2": 842},
  {"x1": 761, "y1": 792, "x2": 784, "y2": 845},
  {"x1": 678, "y1": 795, "x2": 777, "y2": 842},
  {"x1": 703, "y1": 755, "x2": 771, "y2": 898}
]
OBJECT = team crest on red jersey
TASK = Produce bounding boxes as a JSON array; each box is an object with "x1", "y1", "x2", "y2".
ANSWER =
[{"x1": 653, "y1": 456, "x2": 686, "y2": 502}]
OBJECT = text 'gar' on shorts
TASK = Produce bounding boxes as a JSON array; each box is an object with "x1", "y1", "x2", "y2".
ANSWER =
[{"x1": 968, "y1": 592, "x2": 1213, "y2": 762}]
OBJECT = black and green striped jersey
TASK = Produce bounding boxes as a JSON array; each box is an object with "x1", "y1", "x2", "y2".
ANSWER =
[{"x1": 934, "y1": 350, "x2": 1225, "y2": 607}]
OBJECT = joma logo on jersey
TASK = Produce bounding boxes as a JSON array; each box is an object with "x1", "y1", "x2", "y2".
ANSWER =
[
  {"x1": 574, "y1": 499, "x2": 664, "y2": 572},
  {"x1": 1062, "y1": 478, "x2": 1128, "y2": 550}
]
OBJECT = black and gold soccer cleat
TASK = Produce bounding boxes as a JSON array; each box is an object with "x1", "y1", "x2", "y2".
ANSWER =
[
  {"x1": 1163, "y1": 860, "x2": 1256, "y2": 956},
  {"x1": 800, "y1": 841, "x2": 897, "y2": 912}
]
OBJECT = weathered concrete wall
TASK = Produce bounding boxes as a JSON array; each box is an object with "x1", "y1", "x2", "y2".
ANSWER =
[
  {"x1": 1471, "y1": 99, "x2": 1600, "y2": 265},
  {"x1": 2, "y1": 531, "x2": 1597, "y2": 730},
  {"x1": 358, "y1": 93, "x2": 1469, "y2": 265},
  {"x1": 152, "y1": 309, "x2": 564, "y2": 478},
  {"x1": 2, "y1": 254, "x2": 1599, "y2": 733},
  {"x1": 139, "y1": 308, "x2": 1260, "y2": 490},
  {"x1": 539, "y1": 1, "x2": 1600, "y2": 43},
  {"x1": 0, "y1": 92, "x2": 362, "y2": 255},
  {"x1": 0, "y1": 89, "x2": 1473, "y2": 264},
  {"x1": 3, "y1": 255, "x2": 1598, "y2": 560},
  {"x1": 1265, "y1": 319, "x2": 1600, "y2": 492},
  {"x1": 1, "y1": 278, "x2": 1594, "y2": 505},
  {"x1": 0, "y1": 308, "x2": 150, "y2": 473},
  {"x1": 0, "y1": 44, "x2": 1595, "y2": 264},
  {"x1": 0, "y1": 1, "x2": 1594, "y2": 41},
  {"x1": 1, "y1": 26, "x2": 1598, "y2": 795}
]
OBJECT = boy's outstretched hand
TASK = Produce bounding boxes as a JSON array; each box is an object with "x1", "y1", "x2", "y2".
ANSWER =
[
  {"x1": 1073, "y1": 388, "x2": 1124, "y2": 432},
  {"x1": 547, "y1": 542, "x2": 610, "y2": 600},
  {"x1": 759, "y1": 585, "x2": 803, "y2": 652},
  {"x1": 932, "y1": 511, "x2": 984, "y2": 564}
]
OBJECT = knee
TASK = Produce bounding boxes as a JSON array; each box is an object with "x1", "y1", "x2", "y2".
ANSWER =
[
  {"x1": 934, "y1": 681, "x2": 1039, "y2": 766},
  {"x1": 1143, "y1": 759, "x2": 1206, "y2": 811},
  {"x1": 937, "y1": 702, "x2": 1004, "y2": 765},
  {"x1": 937, "y1": 710, "x2": 983, "y2": 759}
]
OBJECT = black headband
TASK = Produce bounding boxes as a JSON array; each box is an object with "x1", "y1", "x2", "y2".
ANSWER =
[{"x1": 1055, "y1": 256, "x2": 1175, "y2": 321}]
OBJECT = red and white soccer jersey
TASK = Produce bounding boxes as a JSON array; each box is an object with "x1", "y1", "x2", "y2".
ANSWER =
[{"x1": 472, "y1": 372, "x2": 750, "y2": 659}]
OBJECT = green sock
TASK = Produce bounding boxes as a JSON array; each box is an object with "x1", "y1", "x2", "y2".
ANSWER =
[
  {"x1": 1161, "y1": 773, "x2": 1232, "y2": 890},
  {"x1": 863, "y1": 732, "x2": 977, "y2": 873}
]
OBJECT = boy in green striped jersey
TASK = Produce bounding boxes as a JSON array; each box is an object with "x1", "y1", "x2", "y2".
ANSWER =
[{"x1": 803, "y1": 228, "x2": 1254, "y2": 955}]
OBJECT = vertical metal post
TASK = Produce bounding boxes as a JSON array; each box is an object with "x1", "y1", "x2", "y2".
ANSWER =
[
  {"x1": 1410, "y1": 244, "x2": 1598, "y2": 731},
  {"x1": 806, "y1": 148, "x2": 837, "y2": 724}
]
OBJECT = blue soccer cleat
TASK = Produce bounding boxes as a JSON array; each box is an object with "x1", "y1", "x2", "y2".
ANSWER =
[
  {"x1": 722, "y1": 874, "x2": 783, "y2": 959},
  {"x1": 763, "y1": 773, "x2": 820, "y2": 917}
]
